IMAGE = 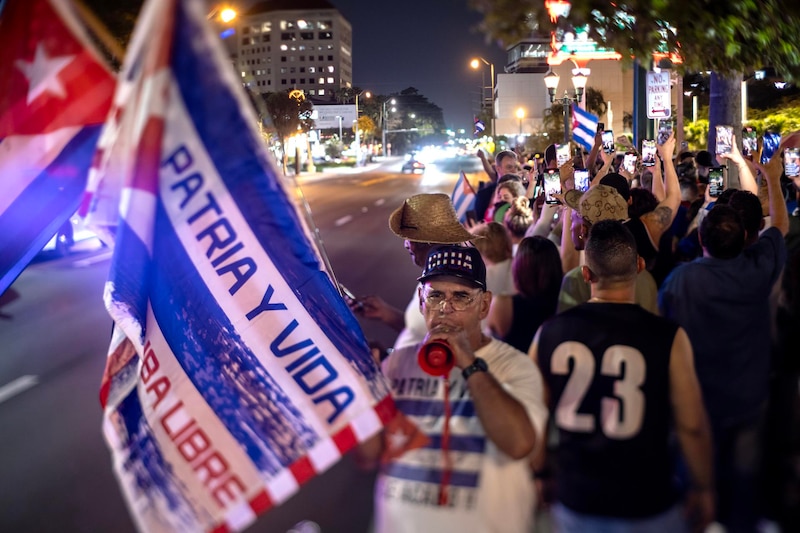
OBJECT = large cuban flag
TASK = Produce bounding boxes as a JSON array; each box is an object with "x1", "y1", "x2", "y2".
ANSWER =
[
  {"x1": 94, "y1": 1, "x2": 394, "y2": 531},
  {"x1": 0, "y1": 0, "x2": 115, "y2": 294},
  {"x1": 571, "y1": 103, "x2": 599, "y2": 153}
]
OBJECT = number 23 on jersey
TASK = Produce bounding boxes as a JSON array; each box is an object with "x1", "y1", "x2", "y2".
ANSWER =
[{"x1": 550, "y1": 341, "x2": 646, "y2": 440}]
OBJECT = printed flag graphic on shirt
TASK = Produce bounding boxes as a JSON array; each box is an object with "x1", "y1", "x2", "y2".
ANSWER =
[
  {"x1": 0, "y1": 0, "x2": 114, "y2": 294},
  {"x1": 571, "y1": 104, "x2": 599, "y2": 153},
  {"x1": 95, "y1": 1, "x2": 395, "y2": 531},
  {"x1": 451, "y1": 171, "x2": 476, "y2": 224}
]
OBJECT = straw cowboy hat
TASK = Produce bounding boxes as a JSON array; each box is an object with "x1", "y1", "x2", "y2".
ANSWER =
[{"x1": 388, "y1": 193, "x2": 475, "y2": 244}]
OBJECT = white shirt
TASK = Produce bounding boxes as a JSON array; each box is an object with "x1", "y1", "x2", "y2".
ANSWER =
[{"x1": 375, "y1": 339, "x2": 548, "y2": 533}]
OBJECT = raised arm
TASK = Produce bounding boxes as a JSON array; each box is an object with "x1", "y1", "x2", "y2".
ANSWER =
[
  {"x1": 756, "y1": 131, "x2": 799, "y2": 236},
  {"x1": 640, "y1": 134, "x2": 680, "y2": 243},
  {"x1": 477, "y1": 149, "x2": 498, "y2": 183},
  {"x1": 587, "y1": 131, "x2": 602, "y2": 179},
  {"x1": 718, "y1": 135, "x2": 758, "y2": 194}
]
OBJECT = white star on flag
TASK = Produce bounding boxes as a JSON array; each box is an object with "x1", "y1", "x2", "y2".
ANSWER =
[
  {"x1": 14, "y1": 43, "x2": 75, "y2": 105},
  {"x1": 387, "y1": 427, "x2": 410, "y2": 451}
]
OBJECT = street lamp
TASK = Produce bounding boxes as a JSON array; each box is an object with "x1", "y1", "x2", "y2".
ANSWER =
[
  {"x1": 516, "y1": 107, "x2": 525, "y2": 136},
  {"x1": 470, "y1": 57, "x2": 495, "y2": 137},
  {"x1": 544, "y1": 68, "x2": 587, "y2": 143},
  {"x1": 381, "y1": 98, "x2": 397, "y2": 157},
  {"x1": 353, "y1": 90, "x2": 371, "y2": 165}
]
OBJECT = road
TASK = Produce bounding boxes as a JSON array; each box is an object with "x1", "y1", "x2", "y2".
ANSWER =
[{"x1": 0, "y1": 154, "x2": 484, "y2": 532}]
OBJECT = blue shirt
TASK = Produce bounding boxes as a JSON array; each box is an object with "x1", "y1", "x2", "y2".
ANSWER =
[{"x1": 658, "y1": 227, "x2": 787, "y2": 428}]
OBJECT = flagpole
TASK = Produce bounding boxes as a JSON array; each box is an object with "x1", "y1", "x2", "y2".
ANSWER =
[
  {"x1": 286, "y1": 177, "x2": 346, "y2": 297},
  {"x1": 72, "y1": 0, "x2": 126, "y2": 64}
]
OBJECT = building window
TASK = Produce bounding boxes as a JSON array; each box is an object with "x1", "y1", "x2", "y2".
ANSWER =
[
  {"x1": 290, "y1": 79, "x2": 296, "y2": 84},
  {"x1": 280, "y1": 44, "x2": 288, "y2": 51},
  {"x1": 318, "y1": 20, "x2": 332, "y2": 30},
  {"x1": 300, "y1": 55, "x2": 305, "y2": 61},
  {"x1": 318, "y1": 55, "x2": 324, "y2": 60},
  {"x1": 290, "y1": 67, "x2": 296, "y2": 73},
  {"x1": 261, "y1": 22, "x2": 271, "y2": 32},
  {"x1": 241, "y1": 37, "x2": 252, "y2": 45},
  {"x1": 281, "y1": 32, "x2": 296, "y2": 41},
  {"x1": 301, "y1": 32, "x2": 314, "y2": 40},
  {"x1": 318, "y1": 77, "x2": 325, "y2": 84},
  {"x1": 281, "y1": 56, "x2": 286, "y2": 62},
  {"x1": 281, "y1": 79, "x2": 287, "y2": 84},
  {"x1": 243, "y1": 27, "x2": 250, "y2": 35},
  {"x1": 300, "y1": 67, "x2": 306, "y2": 73},
  {"x1": 309, "y1": 89, "x2": 316, "y2": 95},
  {"x1": 327, "y1": 55, "x2": 333, "y2": 60},
  {"x1": 300, "y1": 78, "x2": 306, "y2": 84},
  {"x1": 327, "y1": 66, "x2": 334, "y2": 73},
  {"x1": 308, "y1": 67, "x2": 315, "y2": 73},
  {"x1": 319, "y1": 31, "x2": 332, "y2": 40},
  {"x1": 318, "y1": 89, "x2": 325, "y2": 96},
  {"x1": 262, "y1": 35, "x2": 270, "y2": 43},
  {"x1": 327, "y1": 77, "x2": 334, "y2": 83},
  {"x1": 280, "y1": 67, "x2": 287, "y2": 74}
]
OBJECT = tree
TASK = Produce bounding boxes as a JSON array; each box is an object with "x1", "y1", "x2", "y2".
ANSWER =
[
  {"x1": 262, "y1": 91, "x2": 314, "y2": 174},
  {"x1": 585, "y1": 87, "x2": 607, "y2": 118},
  {"x1": 468, "y1": 0, "x2": 800, "y2": 79}
]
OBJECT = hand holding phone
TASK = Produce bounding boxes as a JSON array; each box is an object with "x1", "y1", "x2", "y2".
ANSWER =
[
  {"x1": 601, "y1": 130, "x2": 615, "y2": 154},
  {"x1": 339, "y1": 284, "x2": 363, "y2": 311},
  {"x1": 708, "y1": 167, "x2": 725, "y2": 198},
  {"x1": 641, "y1": 140, "x2": 657, "y2": 167},
  {"x1": 785, "y1": 147, "x2": 800, "y2": 177},
  {"x1": 742, "y1": 127, "x2": 757, "y2": 159},
  {"x1": 657, "y1": 122, "x2": 673, "y2": 145},
  {"x1": 622, "y1": 153, "x2": 638, "y2": 174},
  {"x1": 544, "y1": 169, "x2": 562, "y2": 204},
  {"x1": 715, "y1": 125, "x2": 734, "y2": 155},
  {"x1": 573, "y1": 169, "x2": 590, "y2": 192}
]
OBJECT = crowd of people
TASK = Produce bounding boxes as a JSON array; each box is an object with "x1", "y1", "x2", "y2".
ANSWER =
[{"x1": 350, "y1": 129, "x2": 800, "y2": 533}]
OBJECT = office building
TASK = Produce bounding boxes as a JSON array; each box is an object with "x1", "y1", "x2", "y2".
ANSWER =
[{"x1": 237, "y1": 0, "x2": 353, "y2": 98}]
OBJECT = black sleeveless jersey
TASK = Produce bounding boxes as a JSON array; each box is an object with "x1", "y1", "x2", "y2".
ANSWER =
[{"x1": 537, "y1": 302, "x2": 680, "y2": 518}]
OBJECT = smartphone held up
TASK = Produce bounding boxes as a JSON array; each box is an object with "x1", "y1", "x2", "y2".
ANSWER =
[
  {"x1": 785, "y1": 147, "x2": 800, "y2": 178},
  {"x1": 544, "y1": 169, "x2": 562, "y2": 204},
  {"x1": 601, "y1": 130, "x2": 615, "y2": 153},
  {"x1": 715, "y1": 125, "x2": 734, "y2": 155},
  {"x1": 708, "y1": 167, "x2": 724, "y2": 198}
]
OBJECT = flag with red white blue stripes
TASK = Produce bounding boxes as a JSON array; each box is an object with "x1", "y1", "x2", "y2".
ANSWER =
[
  {"x1": 94, "y1": 1, "x2": 394, "y2": 531},
  {"x1": 451, "y1": 171, "x2": 477, "y2": 224},
  {"x1": 0, "y1": 0, "x2": 115, "y2": 294},
  {"x1": 571, "y1": 104, "x2": 599, "y2": 153}
]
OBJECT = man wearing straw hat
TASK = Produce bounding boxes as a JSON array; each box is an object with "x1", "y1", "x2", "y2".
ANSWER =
[{"x1": 350, "y1": 193, "x2": 475, "y2": 353}]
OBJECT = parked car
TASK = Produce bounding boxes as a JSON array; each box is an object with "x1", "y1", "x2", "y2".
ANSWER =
[{"x1": 401, "y1": 159, "x2": 425, "y2": 173}]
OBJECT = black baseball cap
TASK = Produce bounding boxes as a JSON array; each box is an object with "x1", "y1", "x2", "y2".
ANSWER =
[{"x1": 417, "y1": 245, "x2": 487, "y2": 290}]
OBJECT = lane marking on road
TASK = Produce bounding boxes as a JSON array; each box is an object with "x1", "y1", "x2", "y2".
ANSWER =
[
  {"x1": 375, "y1": 199, "x2": 385, "y2": 206},
  {"x1": 334, "y1": 215, "x2": 353, "y2": 227},
  {"x1": 359, "y1": 176, "x2": 395, "y2": 187},
  {"x1": 0, "y1": 375, "x2": 39, "y2": 405},
  {"x1": 72, "y1": 250, "x2": 113, "y2": 267}
]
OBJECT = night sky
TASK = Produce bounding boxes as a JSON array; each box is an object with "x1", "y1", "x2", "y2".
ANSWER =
[
  {"x1": 332, "y1": 0, "x2": 507, "y2": 132},
  {"x1": 239, "y1": 0, "x2": 509, "y2": 132}
]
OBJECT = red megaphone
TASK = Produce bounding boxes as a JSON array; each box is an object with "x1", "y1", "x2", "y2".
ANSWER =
[{"x1": 418, "y1": 341, "x2": 455, "y2": 377}]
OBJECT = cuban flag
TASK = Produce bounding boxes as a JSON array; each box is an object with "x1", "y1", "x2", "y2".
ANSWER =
[
  {"x1": 473, "y1": 118, "x2": 485, "y2": 136},
  {"x1": 571, "y1": 104, "x2": 599, "y2": 153},
  {"x1": 451, "y1": 171, "x2": 476, "y2": 224},
  {"x1": 94, "y1": 1, "x2": 395, "y2": 531},
  {"x1": 0, "y1": 0, "x2": 115, "y2": 294}
]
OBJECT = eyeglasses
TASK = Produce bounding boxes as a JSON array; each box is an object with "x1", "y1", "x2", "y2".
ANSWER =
[{"x1": 422, "y1": 289, "x2": 481, "y2": 312}]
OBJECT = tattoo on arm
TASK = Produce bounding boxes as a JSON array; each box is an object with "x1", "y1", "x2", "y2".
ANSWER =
[{"x1": 651, "y1": 205, "x2": 673, "y2": 230}]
